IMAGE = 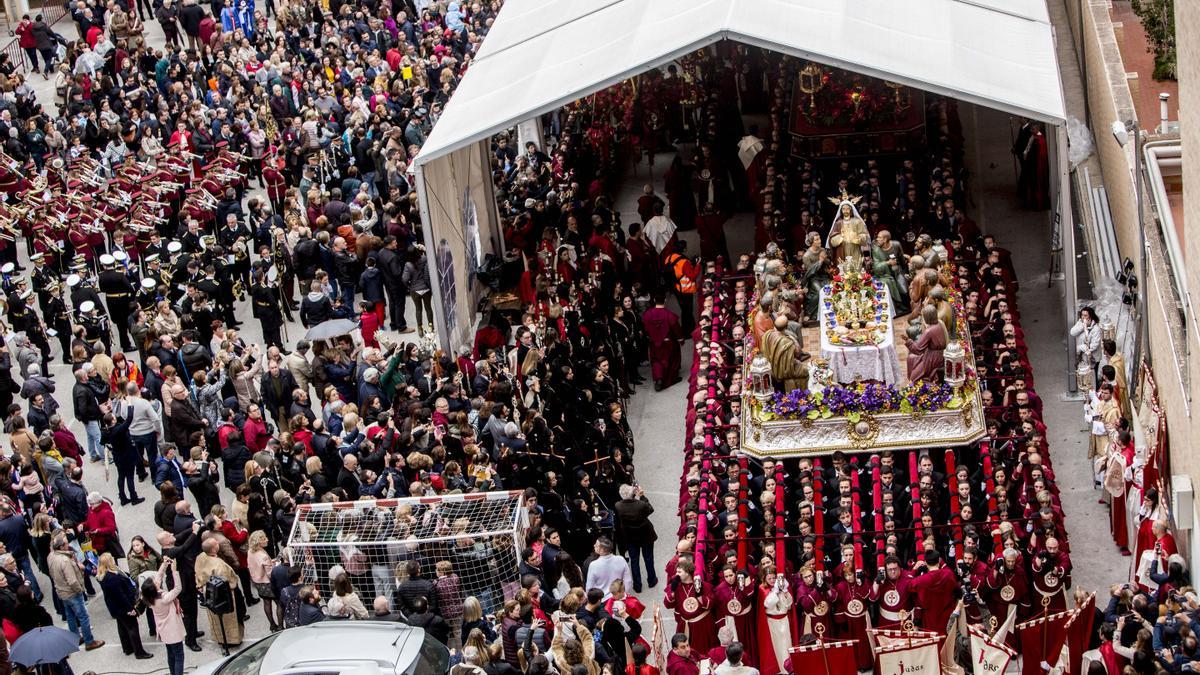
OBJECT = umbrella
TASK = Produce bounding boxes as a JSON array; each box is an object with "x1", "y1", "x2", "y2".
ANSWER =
[
  {"x1": 10, "y1": 627, "x2": 81, "y2": 667},
  {"x1": 304, "y1": 318, "x2": 360, "y2": 341}
]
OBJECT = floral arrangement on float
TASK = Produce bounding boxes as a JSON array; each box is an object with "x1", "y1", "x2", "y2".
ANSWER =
[
  {"x1": 822, "y1": 257, "x2": 888, "y2": 346},
  {"x1": 761, "y1": 378, "x2": 968, "y2": 423}
]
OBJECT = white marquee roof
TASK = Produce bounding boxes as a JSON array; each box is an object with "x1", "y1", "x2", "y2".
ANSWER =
[{"x1": 416, "y1": 0, "x2": 1066, "y2": 166}]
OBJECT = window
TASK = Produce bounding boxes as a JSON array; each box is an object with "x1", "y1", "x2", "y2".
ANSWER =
[{"x1": 217, "y1": 634, "x2": 282, "y2": 675}]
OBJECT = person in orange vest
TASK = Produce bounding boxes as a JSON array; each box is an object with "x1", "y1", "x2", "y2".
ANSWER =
[{"x1": 663, "y1": 240, "x2": 698, "y2": 337}]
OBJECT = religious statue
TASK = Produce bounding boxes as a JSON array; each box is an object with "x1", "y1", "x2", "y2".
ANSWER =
[
  {"x1": 752, "y1": 292, "x2": 776, "y2": 347},
  {"x1": 906, "y1": 266, "x2": 938, "y2": 320},
  {"x1": 927, "y1": 285, "x2": 957, "y2": 339},
  {"x1": 826, "y1": 193, "x2": 870, "y2": 266},
  {"x1": 870, "y1": 230, "x2": 910, "y2": 317},
  {"x1": 800, "y1": 232, "x2": 833, "y2": 322},
  {"x1": 760, "y1": 315, "x2": 810, "y2": 392},
  {"x1": 905, "y1": 304, "x2": 948, "y2": 383}
]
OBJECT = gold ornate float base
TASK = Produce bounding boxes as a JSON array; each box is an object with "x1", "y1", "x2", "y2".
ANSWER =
[{"x1": 742, "y1": 391, "x2": 986, "y2": 458}]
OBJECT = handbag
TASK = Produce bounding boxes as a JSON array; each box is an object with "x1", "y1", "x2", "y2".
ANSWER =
[{"x1": 106, "y1": 536, "x2": 127, "y2": 560}]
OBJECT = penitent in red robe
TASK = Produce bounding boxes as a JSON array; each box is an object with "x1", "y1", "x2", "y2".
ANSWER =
[
  {"x1": 714, "y1": 580, "x2": 757, "y2": 666},
  {"x1": 642, "y1": 305, "x2": 683, "y2": 387}
]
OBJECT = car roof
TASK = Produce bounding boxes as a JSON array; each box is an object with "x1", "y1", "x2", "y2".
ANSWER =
[{"x1": 260, "y1": 622, "x2": 427, "y2": 674}]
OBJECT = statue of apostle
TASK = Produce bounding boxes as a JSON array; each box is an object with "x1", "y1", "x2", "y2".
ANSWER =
[
  {"x1": 761, "y1": 315, "x2": 810, "y2": 392},
  {"x1": 905, "y1": 304, "x2": 948, "y2": 383}
]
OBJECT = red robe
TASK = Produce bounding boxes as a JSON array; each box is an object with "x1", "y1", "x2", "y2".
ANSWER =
[
  {"x1": 664, "y1": 579, "x2": 717, "y2": 656},
  {"x1": 909, "y1": 565, "x2": 957, "y2": 633},
  {"x1": 1133, "y1": 511, "x2": 1161, "y2": 581},
  {"x1": 872, "y1": 574, "x2": 914, "y2": 629},
  {"x1": 1030, "y1": 552, "x2": 1071, "y2": 614},
  {"x1": 642, "y1": 305, "x2": 682, "y2": 387},
  {"x1": 832, "y1": 578, "x2": 873, "y2": 671},
  {"x1": 986, "y1": 561, "x2": 1031, "y2": 633},
  {"x1": 695, "y1": 212, "x2": 729, "y2": 263},
  {"x1": 794, "y1": 580, "x2": 834, "y2": 638},
  {"x1": 713, "y1": 580, "x2": 756, "y2": 663}
]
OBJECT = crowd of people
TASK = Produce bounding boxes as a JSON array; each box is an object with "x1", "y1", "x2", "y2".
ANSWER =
[{"x1": 0, "y1": 0, "x2": 1177, "y2": 672}]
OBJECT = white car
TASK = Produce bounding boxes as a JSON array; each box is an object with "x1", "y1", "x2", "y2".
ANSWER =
[{"x1": 191, "y1": 622, "x2": 450, "y2": 675}]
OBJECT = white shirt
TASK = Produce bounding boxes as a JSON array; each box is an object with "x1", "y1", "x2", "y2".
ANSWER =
[{"x1": 584, "y1": 553, "x2": 632, "y2": 596}]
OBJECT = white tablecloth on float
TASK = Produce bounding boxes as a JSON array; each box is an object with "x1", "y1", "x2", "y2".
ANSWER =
[{"x1": 818, "y1": 285, "x2": 904, "y2": 385}]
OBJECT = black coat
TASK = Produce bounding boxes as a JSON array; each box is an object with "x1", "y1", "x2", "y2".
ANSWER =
[
  {"x1": 613, "y1": 497, "x2": 657, "y2": 547},
  {"x1": 293, "y1": 239, "x2": 321, "y2": 280},
  {"x1": 375, "y1": 247, "x2": 404, "y2": 288},
  {"x1": 100, "y1": 414, "x2": 138, "y2": 470},
  {"x1": 407, "y1": 611, "x2": 449, "y2": 645},
  {"x1": 99, "y1": 570, "x2": 140, "y2": 619},
  {"x1": 168, "y1": 396, "x2": 205, "y2": 448},
  {"x1": 72, "y1": 382, "x2": 103, "y2": 423},
  {"x1": 222, "y1": 443, "x2": 250, "y2": 489},
  {"x1": 178, "y1": 4, "x2": 203, "y2": 35},
  {"x1": 358, "y1": 267, "x2": 385, "y2": 303},
  {"x1": 299, "y1": 294, "x2": 332, "y2": 327},
  {"x1": 54, "y1": 479, "x2": 88, "y2": 525},
  {"x1": 30, "y1": 21, "x2": 53, "y2": 50},
  {"x1": 260, "y1": 370, "x2": 298, "y2": 414}
]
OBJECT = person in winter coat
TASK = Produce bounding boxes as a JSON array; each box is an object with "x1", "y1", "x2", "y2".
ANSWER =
[
  {"x1": 19, "y1": 364, "x2": 58, "y2": 411},
  {"x1": 83, "y1": 492, "x2": 120, "y2": 558},
  {"x1": 360, "y1": 302, "x2": 380, "y2": 349},
  {"x1": 613, "y1": 484, "x2": 659, "y2": 593},
  {"x1": 221, "y1": 431, "x2": 251, "y2": 489},
  {"x1": 177, "y1": 0, "x2": 204, "y2": 47},
  {"x1": 101, "y1": 410, "x2": 144, "y2": 505},
  {"x1": 401, "y1": 245, "x2": 433, "y2": 336},
  {"x1": 143, "y1": 558, "x2": 187, "y2": 675},
  {"x1": 260, "y1": 360, "x2": 298, "y2": 429},
  {"x1": 30, "y1": 16, "x2": 55, "y2": 75},
  {"x1": 15, "y1": 15, "x2": 38, "y2": 75},
  {"x1": 167, "y1": 387, "x2": 205, "y2": 449},
  {"x1": 192, "y1": 368, "x2": 227, "y2": 429},
  {"x1": 179, "y1": 333, "x2": 213, "y2": 378},
  {"x1": 358, "y1": 257, "x2": 386, "y2": 325},
  {"x1": 155, "y1": 0, "x2": 180, "y2": 46},
  {"x1": 300, "y1": 281, "x2": 333, "y2": 327},
  {"x1": 96, "y1": 553, "x2": 152, "y2": 658},
  {"x1": 48, "y1": 532, "x2": 104, "y2": 650}
]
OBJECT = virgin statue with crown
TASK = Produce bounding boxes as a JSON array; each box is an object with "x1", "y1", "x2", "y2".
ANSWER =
[{"x1": 826, "y1": 191, "x2": 870, "y2": 266}]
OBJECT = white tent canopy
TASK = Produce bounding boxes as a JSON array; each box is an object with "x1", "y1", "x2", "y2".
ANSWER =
[
  {"x1": 416, "y1": 0, "x2": 1066, "y2": 166},
  {"x1": 414, "y1": 0, "x2": 1070, "y2": 350}
]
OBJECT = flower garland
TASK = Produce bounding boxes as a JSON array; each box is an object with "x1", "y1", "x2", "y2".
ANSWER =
[{"x1": 763, "y1": 379, "x2": 960, "y2": 423}]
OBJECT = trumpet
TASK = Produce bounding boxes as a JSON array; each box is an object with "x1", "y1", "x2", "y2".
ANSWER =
[
  {"x1": 177, "y1": 150, "x2": 201, "y2": 161},
  {"x1": 73, "y1": 172, "x2": 104, "y2": 188},
  {"x1": 70, "y1": 156, "x2": 101, "y2": 173},
  {"x1": 108, "y1": 189, "x2": 134, "y2": 208},
  {"x1": 37, "y1": 233, "x2": 64, "y2": 253}
]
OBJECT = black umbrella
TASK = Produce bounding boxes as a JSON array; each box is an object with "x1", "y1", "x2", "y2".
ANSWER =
[{"x1": 10, "y1": 626, "x2": 80, "y2": 667}]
